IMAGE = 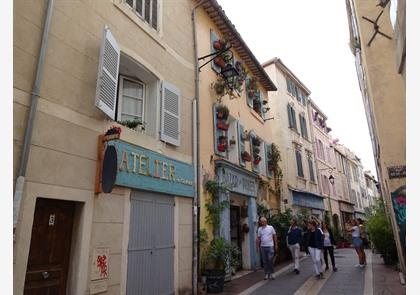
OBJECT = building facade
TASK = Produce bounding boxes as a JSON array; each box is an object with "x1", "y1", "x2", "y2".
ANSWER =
[
  {"x1": 345, "y1": 0, "x2": 406, "y2": 271},
  {"x1": 13, "y1": 0, "x2": 196, "y2": 294},
  {"x1": 263, "y1": 58, "x2": 323, "y2": 219},
  {"x1": 195, "y1": 0, "x2": 277, "y2": 274}
]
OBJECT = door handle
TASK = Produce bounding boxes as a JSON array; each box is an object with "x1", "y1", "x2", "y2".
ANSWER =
[{"x1": 41, "y1": 271, "x2": 50, "y2": 279}]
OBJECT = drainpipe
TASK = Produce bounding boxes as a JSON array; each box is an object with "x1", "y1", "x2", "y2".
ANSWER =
[
  {"x1": 13, "y1": 0, "x2": 55, "y2": 232},
  {"x1": 192, "y1": 1, "x2": 209, "y2": 294}
]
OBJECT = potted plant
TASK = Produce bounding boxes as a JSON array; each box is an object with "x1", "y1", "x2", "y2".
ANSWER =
[
  {"x1": 229, "y1": 137, "x2": 236, "y2": 146},
  {"x1": 216, "y1": 105, "x2": 230, "y2": 120},
  {"x1": 241, "y1": 130, "x2": 249, "y2": 141},
  {"x1": 241, "y1": 151, "x2": 252, "y2": 162},
  {"x1": 214, "y1": 56, "x2": 226, "y2": 68},
  {"x1": 217, "y1": 135, "x2": 227, "y2": 152},
  {"x1": 252, "y1": 137, "x2": 261, "y2": 147},
  {"x1": 203, "y1": 237, "x2": 241, "y2": 293},
  {"x1": 213, "y1": 39, "x2": 227, "y2": 51},
  {"x1": 253, "y1": 155, "x2": 262, "y2": 165},
  {"x1": 216, "y1": 121, "x2": 229, "y2": 131},
  {"x1": 253, "y1": 147, "x2": 260, "y2": 154},
  {"x1": 105, "y1": 125, "x2": 121, "y2": 136}
]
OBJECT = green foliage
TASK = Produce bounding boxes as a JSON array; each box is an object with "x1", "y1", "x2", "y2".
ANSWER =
[
  {"x1": 204, "y1": 180, "x2": 230, "y2": 234},
  {"x1": 203, "y1": 237, "x2": 241, "y2": 272},
  {"x1": 269, "y1": 144, "x2": 283, "y2": 198},
  {"x1": 366, "y1": 199, "x2": 398, "y2": 265},
  {"x1": 118, "y1": 118, "x2": 145, "y2": 131},
  {"x1": 296, "y1": 208, "x2": 311, "y2": 225}
]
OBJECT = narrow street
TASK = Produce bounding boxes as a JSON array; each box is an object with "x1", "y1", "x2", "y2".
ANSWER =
[{"x1": 221, "y1": 249, "x2": 405, "y2": 295}]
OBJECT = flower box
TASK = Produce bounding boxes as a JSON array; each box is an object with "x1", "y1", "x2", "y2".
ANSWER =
[
  {"x1": 217, "y1": 143, "x2": 227, "y2": 152},
  {"x1": 216, "y1": 121, "x2": 229, "y2": 131},
  {"x1": 241, "y1": 151, "x2": 252, "y2": 162},
  {"x1": 214, "y1": 56, "x2": 226, "y2": 68}
]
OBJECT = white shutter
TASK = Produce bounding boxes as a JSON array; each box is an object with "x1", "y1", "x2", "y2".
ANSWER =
[
  {"x1": 95, "y1": 26, "x2": 120, "y2": 119},
  {"x1": 161, "y1": 81, "x2": 181, "y2": 146}
]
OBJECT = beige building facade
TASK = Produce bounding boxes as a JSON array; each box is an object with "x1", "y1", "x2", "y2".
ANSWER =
[
  {"x1": 345, "y1": 0, "x2": 406, "y2": 271},
  {"x1": 194, "y1": 0, "x2": 277, "y2": 273},
  {"x1": 263, "y1": 58, "x2": 323, "y2": 219},
  {"x1": 14, "y1": 0, "x2": 197, "y2": 294}
]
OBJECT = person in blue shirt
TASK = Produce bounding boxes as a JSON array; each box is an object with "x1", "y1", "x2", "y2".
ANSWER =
[{"x1": 287, "y1": 219, "x2": 302, "y2": 274}]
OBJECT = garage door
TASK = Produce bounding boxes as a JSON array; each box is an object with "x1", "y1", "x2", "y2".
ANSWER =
[{"x1": 126, "y1": 191, "x2": 175, "y2": 295}]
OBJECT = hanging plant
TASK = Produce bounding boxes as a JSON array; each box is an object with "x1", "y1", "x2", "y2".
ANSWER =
[
  {"x1": 118, "y1": 118, "x2": 146, "y2": 131},
  {"x1": 214, "y1": 56, "x2": 226, "y2": 68},
  {"x1": 252, "y1": 137, "x2": 261, "y2": 147},
  {"x1": 105, "y1": 125, "x2": 122, "y2": 136},
  {"x1": 213, "y1": 39, "x2": 227, "y2": 51},
  {"x1": 216, "y1": 121, "x2": 229, "y2": 131},
  {"x1": 253, "y1": 147, "x2": 260, "y2": 154},
  {"x1": 262, "y1": 99, "x2": 268, "y2": 105},
  {"x1": 217, "y1": 143, "x2": 227, "y2": 152},
  {"x1": 241, "y1": 151, "x2": 252, "y2": 162},
  {"x1": 216, "y1": 105, "x2": 230, "y2": 120},
  {"x1": 254, "y1": 155, "x2": 262, "y2": 165},
  {"x1": 241, "y1": 130, "x2": 249, "y2": 141}
]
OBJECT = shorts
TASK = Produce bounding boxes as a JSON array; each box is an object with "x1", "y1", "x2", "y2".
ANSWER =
[{"x1": 352, "y1": 237, "x2": 363, "y2": 248}]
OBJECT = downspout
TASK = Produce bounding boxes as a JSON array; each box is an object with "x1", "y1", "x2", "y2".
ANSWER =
[
  {"x1": 192, "y1": 1, "x2": 209, "y2": 294},
  {"x1": 13, "y1": 0, "x2": 55, "y2": 231}
]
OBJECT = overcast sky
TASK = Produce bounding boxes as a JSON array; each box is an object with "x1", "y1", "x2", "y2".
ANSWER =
[{"x1": 217, "y1": 0, "x2": 377, "y2": 178}]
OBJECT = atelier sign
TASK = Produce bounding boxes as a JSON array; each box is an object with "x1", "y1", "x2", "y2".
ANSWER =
[
  {"x1": 387, "y1": 165, "x2": 406, "y2": 179},
  {"x1": 105, "y1": 140, "x2": 194, "y2": 197}
]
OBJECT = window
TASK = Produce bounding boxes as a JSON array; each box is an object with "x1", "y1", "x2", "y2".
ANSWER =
[
  {"x1": 308, "y1": 156, "x2": 315, "y2": 182},
  {"x1": 317, "y1": 140, "x2": 325, "y2": 160},
  {"x1": 322, "y1": 175, "x2": 330, "y2": 195},
  {"x1": 125, "y1": 0, "x2": 159, "y2": 30},
  {"x1": 118, "y1": 76, "x2": 145, "y2": 123},
  {"x1": 295, "y1": 149, "x2": 304, "y2": 177},
  {"x1": 299, "y1": 114, "x2": 308, "y2": 139},
  {"x1": 287, "y1": 104, "x2": 297, "y2": 131}
]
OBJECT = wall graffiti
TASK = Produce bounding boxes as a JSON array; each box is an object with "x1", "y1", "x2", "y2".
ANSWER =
[{"x1": 391, "y1": 185, "x2": 406, "y2": 256}]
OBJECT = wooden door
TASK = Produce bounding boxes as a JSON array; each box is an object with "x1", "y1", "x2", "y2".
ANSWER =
[
  {"x1": 230, "y1": 206, "x2": 242, "y2": 270},
  {"x1": 24, "y1": 198, "x2": 75, "y2": 295}
]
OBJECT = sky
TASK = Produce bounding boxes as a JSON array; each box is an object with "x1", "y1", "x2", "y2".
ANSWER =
[{"x1": 217, "y1": 0, "x2": 377, "y2": 178}]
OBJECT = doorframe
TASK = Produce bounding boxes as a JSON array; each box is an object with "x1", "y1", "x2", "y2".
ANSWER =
[{"x1": 14, "y1": 182, "x2": 93, "y2": 295}]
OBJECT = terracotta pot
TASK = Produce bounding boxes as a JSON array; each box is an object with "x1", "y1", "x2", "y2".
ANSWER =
[
  {"x1": 216, "y1": 121, "x2": 229, "y2": 130},
  {"x1": 213, "y1": 40, "x2": 226, "y2": 51},
  {"x1": 214, "y1": 56, "x2": 226, "y2": 68},
  {"x1": 217, "y1": 143, "x2": 227, "y2": 152}
]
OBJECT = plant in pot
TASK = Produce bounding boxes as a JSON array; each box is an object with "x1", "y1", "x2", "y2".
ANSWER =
[
  {"x1": 105, "y1": 125, "x2": 122, "y2": 136},
  {"x1": 214, "y1": 55, "x2": 226, "y2": 68},
  {"x1": 241, "y1": 130, "x2": 249, "y2": 141},
  {"x1": 253, "y1": 155, "x2": 262, "y2": 165},
  {"x1": 241, "y1": 151, "x2": 252, "y2": 162},
  {"x1": 229, "y1": 136, "x2": 236, "y2": 146},
  {"x1": 216, "y1": 105, "x2": 230, "y2": 120},
  {"x1": 203, "y1": 237, "x2": 241, "y2": 293},
  {"x1": 217, "y1": 135, "x2": 227, "y2": 152},
  {"x1": 252, "y1": 137, "x2": 261, "y2": 147},
  {"x1": 216, "y1": 121, "x2": 229, "y2": 131},
  {"x1": 213, "y1": 39, "x2": 227, "y2": 51}
]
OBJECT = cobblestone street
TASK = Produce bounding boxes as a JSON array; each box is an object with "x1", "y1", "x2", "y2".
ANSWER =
[{"x1": 221, "y1": 249, "x2": 405, "y2": 295}]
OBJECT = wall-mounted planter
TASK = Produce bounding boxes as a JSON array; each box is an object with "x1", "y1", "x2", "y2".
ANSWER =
[
  {"x1": 216, "y1": 105, "x2": 230, "y2": 120},
  {"x1": 216, "y1": 121, "x2": 229, "y2": 131},
  {"x1": 214, "y1": 56, "x2": 226, "y2": 68},
  {"x1": 217, "y1": 143, "x2": 227, "y2": 152},
  {"x1": 241, "y1": 131, "x2": 249, "y2": 141},
  {"x1": 241, "y1": 151, "x2": 252, "y2": 162},
  {"x1": 252, "y1": 137, "x2": 261, "y2": 147},
  {"x1": 229, "y1": 138, "x2": 236, "y2": 146},
  {"x1": 213, "y1": 39, "x2": 226, "y2": 51},
  {"x1": 253, "y1": 155, "x2": 262, "y2": 165}
]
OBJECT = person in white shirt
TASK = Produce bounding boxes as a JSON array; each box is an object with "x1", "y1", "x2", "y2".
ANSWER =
[
  {"x1": 256, "y1": 217, "x2": 277, "y2": 280},
  {"x1": 346, "y1": 219, "x2": 366, "y2": 267}
]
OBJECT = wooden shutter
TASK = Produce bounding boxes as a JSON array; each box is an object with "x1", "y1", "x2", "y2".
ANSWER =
[
  {"x1": 237, "y1": 122, "x2": 246, "y2": 167},
  {"x1": 299, "y1": 114, "x2": 304, "y2": 135},
  {"x1": 246, "y1": 79, "x2": 254, "y2": 108},
  {"x1": 308, "y1": 157, "x2": 315, "y2": 181},
  {"x1": 95, "y1": 26, "x2": 120, "y2": 119},
  {"x1": 161, "y1": 81, "x2": 181, "y2": 146},
  {"x1": 210, "y1": 30, "x2": 221, "y2": 73},
  {"x1": 302, "y1": 116, "x2": 308, "y2": 138},
  {"x1": 260, "y1": 92, "x2": 266, "y2": 120},
  {"x1": 287, "y1": 105, "x2": 293, "y2": 128},
  {"x1": 296, "y1": 150, "x2": 304, "y2": 177},
  {"x1": 291, "y1": 107, "x2": 297, "y2": 130}
]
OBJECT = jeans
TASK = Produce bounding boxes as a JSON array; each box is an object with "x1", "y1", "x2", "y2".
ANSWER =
[
  {"x1": 288, "y1": 243, "x2": 300, "y2": 270},
  {"x1": 308, "y1": 247, "x2": 322, "y2": 275},
  {"x1": 323, "y1": 246, "x2": 336, "y2": 268},
  {"x1": 260, "y1": 246, "x2": 275, "y2": 274}
]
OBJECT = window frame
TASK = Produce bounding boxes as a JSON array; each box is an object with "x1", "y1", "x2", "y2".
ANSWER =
[
  {"x1": 117, "y1": 75, "x2": 146, "y2": 124},
  {"x1": 124, "y1": 0, "x2": 159, "y2": 31}
]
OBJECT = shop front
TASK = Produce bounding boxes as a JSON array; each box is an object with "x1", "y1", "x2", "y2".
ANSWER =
[
  {"x1": 214, "y1": 160, "x2": 260, "y2": 272},
  {"x1": 339, "y1": 200, "x2": 355, "y2": 228},
  {"x1": 101, "y1": 139, "x2": 194, "y2": 294},
  {"x1": 290, "y1": 188, "x2": 325, "y2": 219}
]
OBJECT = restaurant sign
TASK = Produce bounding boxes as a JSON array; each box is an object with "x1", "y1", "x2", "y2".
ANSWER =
[
  {"x1": 216, "y1": 162, "x2": 258, "y2": 197},
  {"x1": 105, "y1": 140, "x2": 194, "y2": 197},
  {"x1": 387, "y1": 165, "x2": 406, "y2": 179}
]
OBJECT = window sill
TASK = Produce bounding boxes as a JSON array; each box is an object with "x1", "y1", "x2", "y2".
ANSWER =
[
  {"x1": 297, "y1": 176, "x2": 306, "y2": 182},
  {"x1": 309, "y1": 180, "x2": 317, "y2": 185},
  {"x1": 249, "y1": 109, "x2": 265, "y2": 124},
  {"x1": 289, "y1": 127, "x2": 300, "y2": 135}
]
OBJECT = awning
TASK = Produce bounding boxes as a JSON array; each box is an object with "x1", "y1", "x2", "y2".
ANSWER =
[
  {"x1": 339, "y1": 201, "x2": 355, "y2": 213},
  {"x1": 290, "y1": 188, "x2": 325, "y2": 210}
]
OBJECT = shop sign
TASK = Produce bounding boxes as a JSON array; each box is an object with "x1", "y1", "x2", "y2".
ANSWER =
[
  {"x1": 292, "y1": 191, "x2": 324, "y2": 210},
  {"x1": 105, "y1": 140, "x2": 194, "y2": 197},
  {"x1": 217, "y1": 165, "x2": 258, "y2": 197},
  {"x1": 339, "y1": 202, "x2": 355, "y2": 213},
  {"x1": 387, "y1": 165, "x2": 406, "y2": 179}
]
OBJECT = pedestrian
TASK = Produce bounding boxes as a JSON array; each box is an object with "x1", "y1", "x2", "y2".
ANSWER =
[
  {"x1": 302, "y1": 220, "x2": 310, "y2": 256},
  {"x1": 321, "y1": 223, "x2": 338, "y2": 272},
  {"x1": 347, "y1": 219, "x2": 366, "y2": 267},
  {"x1": 357, "y1": 218, "x2": 369, "y2": 249},
  {"x1": 308, "y1": 220, "x2": 324, "y2": 279},
  {"x1": 287, "y1": 218, "x2": 302, "y2": 274},
  {"x1": 256, "y1": 217, "x2": 278, "y2": 280}
]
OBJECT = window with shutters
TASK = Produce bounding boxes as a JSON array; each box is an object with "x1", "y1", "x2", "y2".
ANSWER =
[
  {"x1": 322, "y1": 175, "x2": 330, "y2": 195},
  {"x1": 295, "y1": 149, "x2": 304, "y2": 178},
  {"x1": 124, "y1": 0, "x2": 159, "y2": 30},
  {"x1": 287, "y1": 104, "x2": 298, "y2": 132},
  {"x1": 317, "y1": 140, "x2": 325, "y2": 161},
  {"x1": 117, "y1": 76, "x2": 145, "y2": 125},
  {"x1": 299, "y1": 113, "x2": 308, "y2": 139},
  {"x1": 308, "y1": 155, "x2": 315, "y2": 182}
]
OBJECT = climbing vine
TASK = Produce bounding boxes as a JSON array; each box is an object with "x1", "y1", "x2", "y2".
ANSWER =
[
  {"x1": 204, "y1": 180, "x2": 230, "y2": 235},
  {"x1": 268, "y1": 143, "x2": 283, "y2": 200}
]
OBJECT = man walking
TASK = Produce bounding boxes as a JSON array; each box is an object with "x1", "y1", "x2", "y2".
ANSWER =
[
  {"x1": 256, "y1": 217, "x2": 277, "y2": 280},
  {"x1": 287, "y1": 219, "x2": 302, "y2": 274}
]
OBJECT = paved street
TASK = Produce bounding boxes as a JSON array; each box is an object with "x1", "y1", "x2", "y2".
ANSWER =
[{"x1": 221, "y1": 249, "x2": 405, "y2": 295}]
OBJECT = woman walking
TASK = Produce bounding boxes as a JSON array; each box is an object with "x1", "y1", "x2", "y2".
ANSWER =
[
  {"x1": 347, "y1": 219, "x2": 366, "y2": 267},
  {"x1": 321, "y1": 223, "x2": 338, "y2": 272},
  {"x1": 308, "y1": 220, "x2": 324, "y2": 279}
]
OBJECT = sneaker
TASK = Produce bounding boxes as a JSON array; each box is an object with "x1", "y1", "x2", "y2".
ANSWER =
[
  {"x1": 325, "y1": 266, "x2": 329, "y2": 271},
  {"x1": 264, "y1": 274, "x2": 268, "y2": 280},
  {"x1": 269, "y1": 274, "x2": 275, "y2": 280},
  {"x1": 354, "y1": 263, "x2": 360, "y2": 267},
  {"x1": 295, "y1": 269, "x2": 300, "y2": 275},
  {"x1": 333, "y1": 267, "x2": 338, "y2": 272},
  {"x1": 359, "y1": 264, "x2": 366, "y2": 268}
]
